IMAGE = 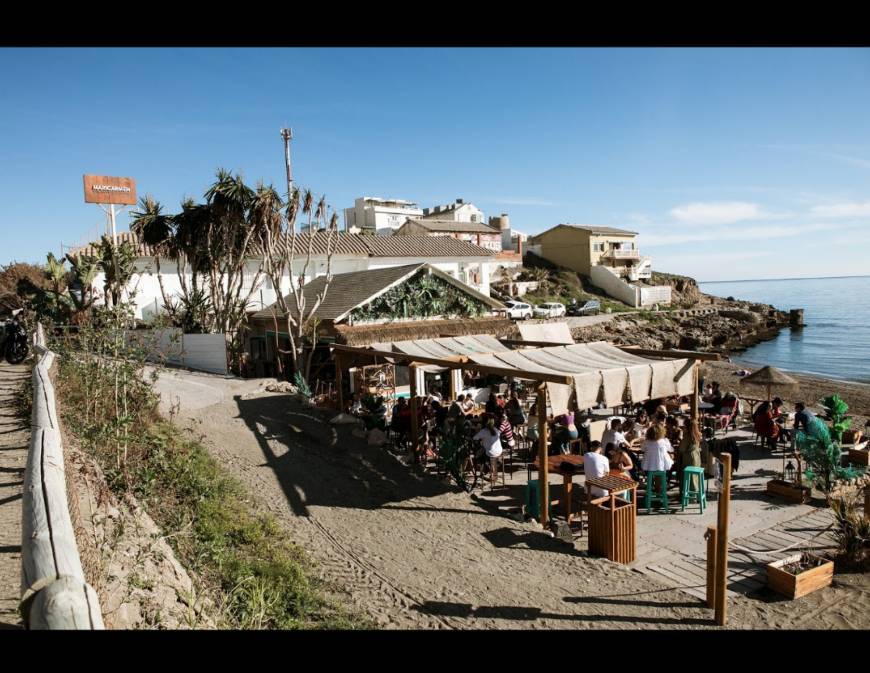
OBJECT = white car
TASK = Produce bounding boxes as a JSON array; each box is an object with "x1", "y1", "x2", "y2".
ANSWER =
[
  {"x1": 501, "y1": 300, "x2": 533, "y2": 320},
  {"x1": 533, "y1": 302, "x2": 566, "y2": 318}
]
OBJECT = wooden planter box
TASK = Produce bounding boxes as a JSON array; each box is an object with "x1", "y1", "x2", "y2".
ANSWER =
[
  {"x1": 588, "y1": 495, "x2": 636, "y2": 564},
  {"x1": 766, "y1": 479, "x2": 811, "y2": 504},
  {"x1": 767, "y1": 553, "x2": 834, "y2": 599}
]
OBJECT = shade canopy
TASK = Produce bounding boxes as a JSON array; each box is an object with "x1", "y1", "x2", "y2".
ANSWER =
[
  {"x1": 467, "y1": 341, "x2": 695, "y2": 413},
  {"x1": 360, "y1": 334, "x2": 697, "y2": 413},
  {"x1": 739, "y1": 365, "x2": 798, "y2": 387},
  {"x1": 517, "y1": 321, "x2": 573, "y2": 345},
  {"x1": 739, "y1": 365, "x2": 798, "y2": 401}
]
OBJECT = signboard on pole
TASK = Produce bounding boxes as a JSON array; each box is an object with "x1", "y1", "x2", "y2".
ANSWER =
[{"x1": 83, "y1": 175, "x2": 137, "y2": 205}]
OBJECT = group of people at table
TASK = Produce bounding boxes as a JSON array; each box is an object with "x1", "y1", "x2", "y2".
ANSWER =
[{"x1": 350, "y1": 386, "x2": 726, "y2": 497}]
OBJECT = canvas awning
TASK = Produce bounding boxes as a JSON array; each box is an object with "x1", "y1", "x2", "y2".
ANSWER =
[
  {"x1": 370, "y1": 334, "x2": 510, "y2": 373},
  {"x1": 517, "y1": 321, "x2": 574, "y2": 345},
  {"x1": 346, "y1": 335, "x2": 696, "y2": 413},
  {"x1": 466, "y1": 341, "x2": 695, "y2": 414}
]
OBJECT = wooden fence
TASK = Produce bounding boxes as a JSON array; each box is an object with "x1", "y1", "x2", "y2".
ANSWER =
[{"x1": 20, "y1": 323, "x2": 104, "y2": 629}]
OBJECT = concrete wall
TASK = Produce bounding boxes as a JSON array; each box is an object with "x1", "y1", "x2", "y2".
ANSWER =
[
  {"x1": 590, "y1": 265, "x2": 639, "y2": 306},
  {"x1": 639, "y1": 285, "x2": 673, "y2": 307},
  {"x1": 590, "y1": 266, "x2": 672, "y2": 308},
  {"x1": 133, "y1": 329, "x2": 228, "y2": 375}
]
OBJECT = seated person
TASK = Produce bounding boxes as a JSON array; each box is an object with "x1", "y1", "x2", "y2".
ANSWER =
[
  {"x1": 447, "y1": 395, "x2": 465, "y2": 420},
  {"x1": 506, "y1": 392, "x2": 527, "y2": 427},
  {"x1": 583, "y1": 441, "x2": 611, "y2": 498},
  {"x1": 473, "y1": 417, "x2": 503, "y2": 480},
  {"x1": 461, "y1": 394, "x2": 476, "y2": 414},
  {"x1": 497, "y1": 411, "x2": 515, "y2": 452},
  {"x1": 485, "y1": 392, "x2": 500, "y2": 415},
  {"x1": 601, "y1": 419, "x2": 627, "y2": 452},
  {"x1": 349, "y1": 392, "x2": 363, "y2": 415},
  {"x1": 706, "y1": 382, "x2": 723, "y2": 408},
  {"x1": 496, "y1": 394, "x2": 507, "y2": 409},
  {"x1": 752, "y1": 400, "x2": 780, "y2": 450},
  {"x1": 608, "y1": 442, "x2": 633, "y2": 477},
  {"x1": 665, "y1": 415, "x2": 683, "y2": 447},
  {"x1": 793, "y1": 402, "x2": 817, "y2": 433},
  {"x1": 771, "y1": 397, "x2": 792, "y2": 443},
  {"x1": 621, "y1": 419, "x2": 642, "y2": 444},
  {"x1": 718, "y1": 393, "x2": 739, "y2": 421}
]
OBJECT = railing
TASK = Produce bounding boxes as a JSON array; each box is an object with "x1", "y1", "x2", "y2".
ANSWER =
[
  {"x1": 605, "y1": 248, "x2": 640, "y2": 259},
  {"x1": 20, "y1": 323, "x2": 104, "y2": 629}
]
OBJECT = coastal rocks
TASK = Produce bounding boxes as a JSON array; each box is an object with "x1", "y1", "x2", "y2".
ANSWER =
[
  {"x1": 719, "y1": 308, "x2": 761, "y2": 324},
  {"x1": 569, "y1": 298, "x2": 790, "y2": 356}
]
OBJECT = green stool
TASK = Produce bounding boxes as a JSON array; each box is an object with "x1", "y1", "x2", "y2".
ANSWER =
[
  {"x1": 644, "y1": 471, "x2": 669, "y2": 514},
  {"x1": 525, "y1": 479, "x2": 553, "y2": 520},
  {"x1": 680, "y1": 466, "x2": 707, "y2": 513}
]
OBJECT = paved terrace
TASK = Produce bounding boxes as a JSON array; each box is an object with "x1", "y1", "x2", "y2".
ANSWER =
[{"x1": 475, "y1": 417, "x2": 837, "y2": 601}]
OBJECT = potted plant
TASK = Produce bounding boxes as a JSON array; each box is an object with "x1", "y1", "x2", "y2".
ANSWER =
[
  {"x1": 766, "y1": 453, "x2": 811, "y2": 503},
  {"x1": 795, "y1": 412, "x2": 866, "y2": 501},
  {"x1": 767, "y1": 552, "x2": 834, "y2": 599}
]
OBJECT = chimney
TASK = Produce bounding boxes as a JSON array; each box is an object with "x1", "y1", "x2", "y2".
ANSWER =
[{"x1": 456, "y1": 198, "x2": 464, "y2": 204}]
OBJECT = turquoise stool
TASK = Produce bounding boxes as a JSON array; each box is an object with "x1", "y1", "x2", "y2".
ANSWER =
[
  {"x1": 644, "y1": 471, "x2": 669, "y2": 514},
  {"x1": 680, "y1": 466, "x2": 707, "y2": 513},
  {"x1": 525, "y1": 479, "x2": 554, "y2": 520}
]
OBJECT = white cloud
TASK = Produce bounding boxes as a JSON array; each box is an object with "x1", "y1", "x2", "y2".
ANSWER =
[
  {"x1": 809, "y1": 201, "x2": 870, "y2": 218},
  {"x1": 669, "y1": 201, "x2": 763, "y2": 225}
]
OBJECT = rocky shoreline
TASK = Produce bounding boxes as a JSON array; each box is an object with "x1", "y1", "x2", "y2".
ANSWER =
[{"x1": 569, "y1": 293, "x2": 791, "y2": 355}]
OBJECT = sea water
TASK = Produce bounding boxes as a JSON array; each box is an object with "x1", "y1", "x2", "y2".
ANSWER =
[{"x1": 699, "y1": 276, "x2": 870, "y2": 384}]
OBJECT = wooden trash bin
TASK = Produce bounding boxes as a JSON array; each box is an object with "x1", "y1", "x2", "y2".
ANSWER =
[{"x1": 586, "y1": 475, "x2": 638, "y2": 564}]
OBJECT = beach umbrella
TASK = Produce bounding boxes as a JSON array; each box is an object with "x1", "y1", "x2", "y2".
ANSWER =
[{"x1": 739, "y1": 365, "x2": 798, "y2": 401}]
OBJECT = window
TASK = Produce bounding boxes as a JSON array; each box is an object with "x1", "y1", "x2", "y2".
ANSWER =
[
  {"x1": 470, "y1": 214, "x2": 477, "y2": 222},
  {"x1": 593, "y1": 243, "x2": 604, "y2": 252}
]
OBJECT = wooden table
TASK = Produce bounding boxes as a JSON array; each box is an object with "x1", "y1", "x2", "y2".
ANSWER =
[{"x1": 532, "y1": 454, "x2": 584, "y2": 523}]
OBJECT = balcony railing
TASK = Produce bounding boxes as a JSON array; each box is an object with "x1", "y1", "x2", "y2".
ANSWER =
[{"x1": 604, "y1": 248, "x2": 640, "y2": 259}]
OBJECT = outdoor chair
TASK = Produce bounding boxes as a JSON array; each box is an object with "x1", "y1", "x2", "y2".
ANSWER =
[
  {"x1": 499, "y1": 437, "x2": 515, "y2": 479},
  {"x1": 715, "y1": 401, "x2": 739, "y2": 436}
]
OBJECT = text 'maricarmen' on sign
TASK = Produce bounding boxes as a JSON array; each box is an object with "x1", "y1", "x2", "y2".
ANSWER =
[{"x1": 83, "y1": 175, "x2": 137, "y2": 205}]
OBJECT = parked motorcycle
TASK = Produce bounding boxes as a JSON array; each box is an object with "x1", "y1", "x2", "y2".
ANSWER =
[{"x1": 1, "y1": 311, "x2": 29, "y2": 364}]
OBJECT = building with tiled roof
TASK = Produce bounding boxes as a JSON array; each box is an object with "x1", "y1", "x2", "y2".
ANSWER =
[{"x1": 68, "y1": 230, "x2": 499, "y2": 321}]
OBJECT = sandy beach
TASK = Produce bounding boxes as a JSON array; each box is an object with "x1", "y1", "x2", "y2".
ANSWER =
[
  {"x1": 152, "y1": 369, "x2": 870, "y2": 631},
  {"x1": 704, "y1": 360, "x2": 870, "y2": 429}
]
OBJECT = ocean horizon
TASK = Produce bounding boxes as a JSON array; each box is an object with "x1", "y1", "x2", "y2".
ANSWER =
[{"x1": 699, "y1": 275, "x2": 870, "y2": 385}]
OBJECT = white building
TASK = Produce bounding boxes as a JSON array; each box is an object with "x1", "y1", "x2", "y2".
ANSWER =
[
  {"x1": 71, "y1": 232, "x2": 498, "y2": 321},
  {"x1": 421, "y1": 198, "x2": 485, "y2": 224},
  {"x1": 342, "y1": 197, "x2": 423, "y2": 235}
]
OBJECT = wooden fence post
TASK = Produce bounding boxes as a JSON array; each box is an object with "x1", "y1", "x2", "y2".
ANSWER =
[
  {"x1": 705, "y1": 526, "x2": 717, "y2": 609},
  {"x1": 537, "y1": 382, "x2": 549, "y2": 528},
  {"x1": 714, "y1": 453, "x2": 732, "y2": 626},
  {"x1": 334, "y1": 352, "x2": 344, "y2": 412}
]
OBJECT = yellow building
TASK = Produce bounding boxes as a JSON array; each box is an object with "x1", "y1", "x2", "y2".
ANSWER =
[{"x1": 528, "y1": 224, "x2": 651, "y2": 280}]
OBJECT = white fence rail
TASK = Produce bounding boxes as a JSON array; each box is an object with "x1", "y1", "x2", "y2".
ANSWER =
[{"x1": 20, "y1": 323, "x2": 104, "y2": 629}]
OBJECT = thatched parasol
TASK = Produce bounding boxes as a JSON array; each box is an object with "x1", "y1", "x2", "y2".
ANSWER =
[{"x1": 739, "y1": 365, "x2": 799, "y2": 401}]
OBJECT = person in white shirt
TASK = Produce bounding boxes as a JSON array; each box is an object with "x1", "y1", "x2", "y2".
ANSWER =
[
  {"x1": 473, "y1": 418, "x2": 503, "y2": 487},
  {"x1": 640, "y1": 424, "x2": 674, "y2": 473},
  {"x1": 601, "y1": 419, "x2": 627, "y2": 453},
  {"x1": 583, "y1": 441, "x2": 611, "y2": 498}
]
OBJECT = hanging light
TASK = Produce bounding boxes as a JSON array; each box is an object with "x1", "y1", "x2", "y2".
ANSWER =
[{"x1": 785, "y1": 460, "x2": 796, "y2": 482}]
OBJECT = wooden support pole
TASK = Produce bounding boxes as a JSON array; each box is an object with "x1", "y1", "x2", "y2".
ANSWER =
[
  {"x1": 705, "y1": 526, "x2": 717, "y2": 609},
  {"x1": 691, "y1": 360, "x2": 699, "y2": 424},
  {"x1": 714, "y1": 452, "x2": 732, "y2": 626},
  {"x1": 409, "y1": 364, "x2": 419, "y2": 456},
  {"x1": 865, "y1": 485, "x2": 869, "y2": 518},
  {"x1": 448, "y1": 367, "x2": 457, "y2": 400},
  {"x1": 537, "y1": 382, "x2": 549, "y2": 528},
  {"x1": 335, "y1": 352, "x2": 344, "y2": 412}
]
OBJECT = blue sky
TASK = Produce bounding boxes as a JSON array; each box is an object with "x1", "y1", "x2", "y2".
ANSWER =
[{"x1": 2, "y1": 47, "x2": 869, "y2": 281}]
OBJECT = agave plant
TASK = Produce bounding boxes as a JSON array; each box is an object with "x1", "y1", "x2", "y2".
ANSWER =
[{"x1": 820, "y1": 394, "x2": 852, "y2": 443}]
